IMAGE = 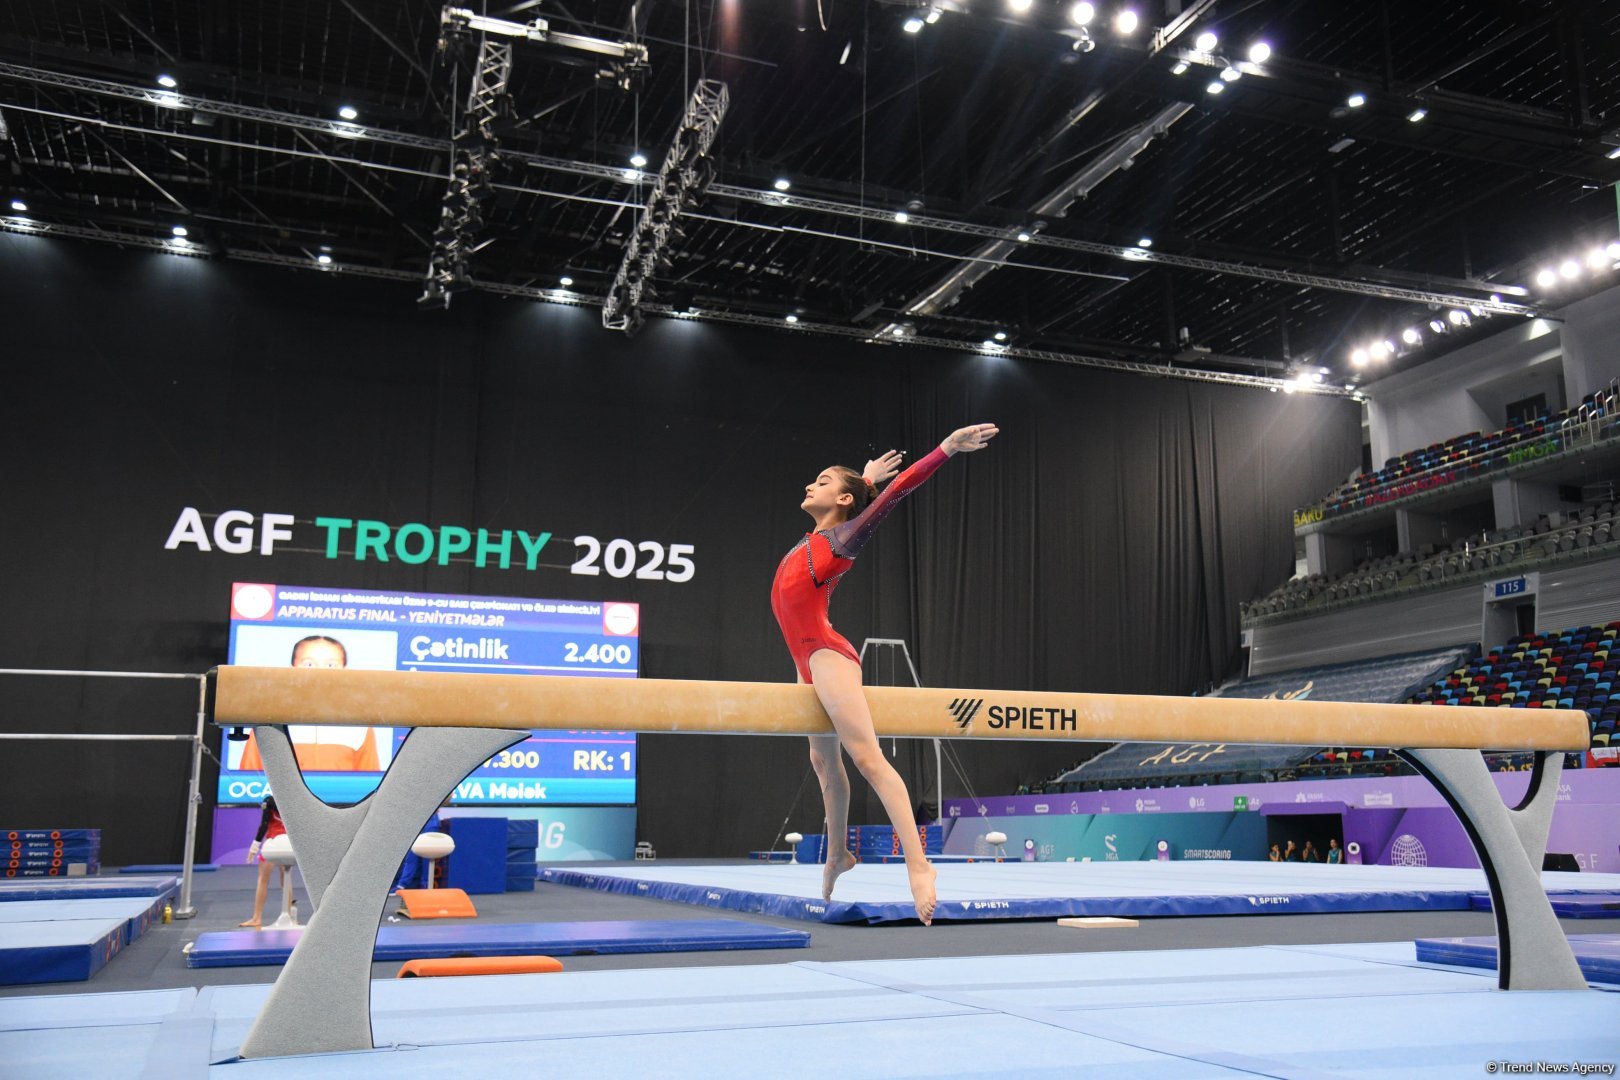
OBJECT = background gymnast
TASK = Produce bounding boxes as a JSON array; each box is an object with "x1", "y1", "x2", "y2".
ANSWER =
[{"x1": 772, "y1": 422, "x2": 999, "y2": 924}]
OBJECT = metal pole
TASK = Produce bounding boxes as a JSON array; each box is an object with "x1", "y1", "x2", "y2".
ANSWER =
[
  {"x1": 0, "y1": 733, "x2": 196, "y2": 741},
  {"x1": 0, "y1": 668, "x2": 198, "y2": 680},
  {"x1": 175, "y1": 675, "x2": 207, "y2": 919}
]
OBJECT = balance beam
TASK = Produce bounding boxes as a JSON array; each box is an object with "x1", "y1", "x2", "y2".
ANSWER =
[{"x1": 205, "y1": 667, "x2": 1592, "y2": 1060}]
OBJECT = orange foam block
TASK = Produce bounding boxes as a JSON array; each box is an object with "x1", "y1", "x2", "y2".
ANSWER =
[
  {"x1": 395, "y1": 888, "x2": 478, "y2": 919},
  {"x1": 397, "y1": 956, "x2": 564, "y2": 978}
]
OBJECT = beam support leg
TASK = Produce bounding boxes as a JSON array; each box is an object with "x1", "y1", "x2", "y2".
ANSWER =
[
  {"x1": 1397, "y1": 747, "x2": 1586, "y2": 990},
  {"x1": 238, "y1": 724, "x2": 525, "y2": 1059}
]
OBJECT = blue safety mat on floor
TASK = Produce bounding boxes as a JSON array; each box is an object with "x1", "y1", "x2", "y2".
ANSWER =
[
  {"x1": 0, "y1": 895, "x2": 168, "y2": 945},
  {"x1": 0, "y1": 875, "x2": 178, "y2": 902},
  {"x1": 118, "y1": 864, "x2": 216, "y2": 874},
  {"x1": 1469, "y1": 890, "x2": 1620, "y2": 917},
  {"x1": 7, "y1": 942, "x2": 1620, "y2": 1078},
  {"x1": 185, "y1": 918, "x2": 810, "y2": 968},
  {"x1": 0, "y1": 919, "x2": 128, "y2": 985},
  {"x1": 540, "y1": 860, "x2": 1620, "y2": 924},
  {"x1": 1415, "y1": 934, "x2": 1620, "y2": 984}
]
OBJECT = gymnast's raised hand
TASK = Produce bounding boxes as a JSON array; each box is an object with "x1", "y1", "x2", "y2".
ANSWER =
[{"x1": 769, "y1": 421, "x2": 999, "y2": 925}]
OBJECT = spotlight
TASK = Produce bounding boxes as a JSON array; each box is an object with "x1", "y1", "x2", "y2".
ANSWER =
[
  {"x1": 1170, "y1": 60, "x2": 1190, "y2": 75},
  {"x1": 1283, "y1": 380, "x2": 1297, "y2": 394},
  {"x1": 316, "y1": 254, "x2": 332, "y2": 265},
  {"x1": 994, "y1": 331, "x2": 1008, "y2": 341},
  {"x1": 1136, "y1": 237, "x2": 1153, "y2": 248},
  {"x1": 1586, "y1": 248, "x2": 1610, "y2": 270},
  {"x1": 1401, "y1": 327, "x2": 1421, "y2": 345},
  {"x1": 1535, "y1": 267, "x2": 1557, "y2": 288},
  {"x1": 1310, "y1": 372, "x2": 1324, "y2": 383},
  {"x1": 1069, "y1": 2, "x2": 1095, "y2": 26},
  {"x1": 1490, "y1": 293, "x2": 1503, "y2": 303},
  {"x1": 559, "y1": 275, "x2": 574, "y2": 287},
  {"x1": 1429, "y1": 318, "x2": 1447, "y2": 333},
  {"x1": 621, "y1": 168, "x2": 638, "y2": 181},
  {"x1": 1369, "y1": 340, "x2": 1390, "y2": 361},
  {"x1": 1114, "y1": 8, "x2": 1138, "y2": 34},
  {"x1": 894, "y1": 210, "x2": 909, "y2": 223},
  {"x1": 1017, "y1": 231, "x2": 1032, "y2": 242},
  {"x1": 1194, "y1": 31, "x2": 1217, "y2": 52},
  {"x1": 925, "y1": 8, "x2": 942, "y2": 23},
  {"x1": 1350, "y1": 349, "x2": 1368, "y2": 367},
  {"x1": 1608, "y1": 242, "x2": 1620, "y2": 260},
  {"x1": 338, "y1": 105, "x2": 359, "y2": 121},
  {"x1": 1560, "y1": 259, "x2": 1581, "y2": 279},
  {"x1": 773, "y1": 178, "x2": 791, "y2": 191},
  {"x1": 154, "y1": 91, "x2": 184, "y2": 109},
  {"x1": 8, "y1": 199, "x2": 25, "y2": 212},
  {"x1": 903, "y1": 16, "x2": 924, "y2": 33},
  {"x1": 629, "y1": 152, "x2": 648, "y2": 168},
  {"x1": 1206, "y1": 80, "x2": 1225, "y2": 95},
  {"x1": 157, "y1": 74, "x2": 178, "y2": 89},
  {"x1": 1247, "y1": 41, "x2": 1272, "y2": 64},
  {"x1": 1406, "y1": 107, "x2": 1427, "y2": 122},
  {"x1": 1608, "y1": 147, "x2": 1620, "y2": 160},
  {"x1": 1007, "y1": 0, "x2": 1034, "y2": 13},
  {"x1": 785, "y1": 314, "x2": 799, "y2": 324},
  {"x1": 1346, "y1": 92, "x2": 1366, "y2": 108},
  {"x1": 172, "y1": 225, "x2": 188, "y2": 237},
  {"x1": 1447, "y1": 309, "x2": 1468, "y2": 326},
  {"x1": 1220, "y1": 65, "x2": 1242, "y2": 82}
]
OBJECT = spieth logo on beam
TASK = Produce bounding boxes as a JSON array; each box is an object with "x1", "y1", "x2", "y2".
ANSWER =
[
  {"x1": 946, "y1": 697, "x2": 1081, "y2": 733},
  {"x1": 948, "y1": 698, "x2": 984, "y2": 729}
]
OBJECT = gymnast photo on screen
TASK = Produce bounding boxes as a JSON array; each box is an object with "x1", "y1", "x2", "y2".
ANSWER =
[
  {"x1": 237, "y1": 635, "x2": 382, "y2": 772},
  {"x1": 772, "y1": 422, "x2": 998, "y2": 925}
]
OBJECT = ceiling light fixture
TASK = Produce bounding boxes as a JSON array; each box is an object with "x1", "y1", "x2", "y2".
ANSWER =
[
  {"x1": 1247, "y1": 41, "x2": 1272, "y2": 64},
  {"x1": 1194, "y1": 31, "x2": 1217, "y2": 52},
  {"x1": 338, "y1": 105, "x2": 359, "y2": 121},
  {"x1": 1346, "y1": 92, "x2": 1366, "y2": 108},
  {"x1": 1114, "y1": 8, "x2": 1138, "y2": 34},
  {"x1": 1406, "y1": 107, "x2": 1427, "y2": 122},
  {"x1": 1068, "y1": 2, "x2": 1095, "y2": 26}
]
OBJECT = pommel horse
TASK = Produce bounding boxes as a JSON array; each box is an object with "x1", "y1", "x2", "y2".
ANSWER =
[{"x1": 206, "y1": 666, "x2": 1591, "y2": 1059}]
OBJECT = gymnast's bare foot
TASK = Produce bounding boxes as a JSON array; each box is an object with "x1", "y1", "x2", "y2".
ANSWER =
[
  {"x1": 908, "y1": 860, "x2": 938, "y2": 926},
  {"x1": 822, "y1": 848, "x2": 858, "y2": 900},
  {"x1": 238, "y1": 919, "x2": 260, "y2": 929}
]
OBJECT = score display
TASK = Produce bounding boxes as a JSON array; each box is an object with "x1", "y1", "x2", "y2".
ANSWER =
[{"x1": 219, "y1": 582, "x2": 638, "y2": 805}]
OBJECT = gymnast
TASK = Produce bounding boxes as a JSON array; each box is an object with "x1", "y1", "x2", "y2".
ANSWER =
[{"x1": 772, "y1": 422, "x2": 998, "y2": 924}]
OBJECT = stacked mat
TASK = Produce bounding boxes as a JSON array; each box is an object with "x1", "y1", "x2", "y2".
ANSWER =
[
  {"x1": 507, "y1": 819, "x2": 537, "y2": 892},
  {"x1": 847, "y1": 824, "x2": 944, "y2": 861},
  {"x1": 4, "y1": 829, "x2": 100, "y2": 878}
]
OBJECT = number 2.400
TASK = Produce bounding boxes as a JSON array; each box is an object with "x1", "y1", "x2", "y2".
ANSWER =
[{"x1": 571, "y1": 537, "x2": 694, "y2": 581}]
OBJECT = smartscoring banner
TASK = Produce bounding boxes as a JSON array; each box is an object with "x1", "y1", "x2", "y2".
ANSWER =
[{"x1": 219, "y1": 582, "x2": 638, "y2": 806}]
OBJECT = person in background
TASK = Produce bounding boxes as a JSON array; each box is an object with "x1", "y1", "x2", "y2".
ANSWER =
[
  {"x1": 1268, "y1": 843, "x2": 1282, "y2": 862},
  {"x1": 1283, "y1": 840, "x2": 1299, "y2": 861},
  {"x1": 240, "y1": 795, "x2": 287, "y2": 929},
  {"x1": 1302, "y1": 839, "x2": 1321, "y2": 862},
  {"x1": 1326, "y1": 837, "x2": 1344, "y2": 864},
  {"x1": 237, "y1": 636, "x2": 382, "y2": 771}
]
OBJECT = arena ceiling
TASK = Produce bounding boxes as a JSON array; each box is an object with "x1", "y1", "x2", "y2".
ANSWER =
[{"x1": 2, "y1": 0, "x2": 1618, "y2": 391}]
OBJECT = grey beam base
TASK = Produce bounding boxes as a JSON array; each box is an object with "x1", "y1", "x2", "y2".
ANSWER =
[
  {"x1": 237, "y1": 724, "x2": 525, "y2": 1060},
  {"x1": 1396, "y1": 747, "x2": 1586, "y2": 990}
]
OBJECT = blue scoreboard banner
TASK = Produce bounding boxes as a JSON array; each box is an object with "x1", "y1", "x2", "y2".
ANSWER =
[{"x1": 219, "y1": 582, "x2": 638, "y2": 806}]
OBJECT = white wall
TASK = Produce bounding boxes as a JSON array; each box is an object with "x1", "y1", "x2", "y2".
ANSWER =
[{"x1": 1560, "y1": 285, "x2": 1620, "y2": 402}]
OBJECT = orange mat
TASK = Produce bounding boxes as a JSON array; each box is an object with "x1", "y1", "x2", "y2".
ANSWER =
[
  {"x1": 394, "y1": 887, "x2": 477, "y2": 919},
  {"x1": 397, "y1": 955, "x2": 564, "y2": 978}
]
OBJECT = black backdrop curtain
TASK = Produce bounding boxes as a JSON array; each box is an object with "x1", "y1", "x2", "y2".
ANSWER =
[{"x1": 0, "y1": 235, "x2": 1360, "y2": 861}]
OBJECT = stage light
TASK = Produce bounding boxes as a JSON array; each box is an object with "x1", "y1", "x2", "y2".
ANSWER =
[
  {"x1": 1346, "y1": 92, "x2": 1366, "y2": 108},
  {"x1": 1429, "y1": 319, "x2": 1447, "y2": 333},
  {"x1": 1401, "y1": 327, "x2": 1421, "y2": 345},
  {"x1": 338, "y1": 105, "x2": 359, "y2": 121},
  {"x1": 1069, "y1": 2, "x2": 1095, "y2": 26},
  {"x1": 774, "y1": 178, "x2": 791, "y2": 191},
  {"x1": 1447, "y1": 309, "x2": 1468, "y2": 326},
  {"x1": 1017, "y1": 231, "x2": 1032, "y2": 242},
  {"x1": 1007, "y1": 0, "x2": 1034, "y2": 14},
  {"x1": 1350, "y1": 349, "x2": 1368, "y2": 367},
  {"x1": 1114, "y1": 8, "x2": 1138, "y2": 34},
  {"x1": 316, "y1": 254, "x2": 332, "y2": 265},
  {"x1": 8, "y1": 199, "x2": 25, "y2": 212},
  {"x1": 620, "y1": 168, "x2": 638, "y2": 181},
  {"x1": 1194, "y1": 31, "x2": 1217, "y2": 52},
  {"x1": 1282, "y1": 379, "x2": 1298, "y2": 394},
  {"x1": 1560, "y1": 259, "x2": 1581, "y2": 279},
  {"x1": 785, "y1": 314, "x2": 799, "y2": 324},
  {"x1": 1247, "y1": 41, "x2": 1272, "y2": 64},
  {"x1": 1608, "y1": 147, "x2": 1620, "y2": 160},
  {"x1": 1585, "y1": 248, "x2": 1610, "y2": 270},
  {"x1": 1535, "y1": 267, "x2": 1557, "y2": 288},
  {"x1": 559, "y1": 275, "x2": 574, "y2": 287},
  {"x1": 925, "y1": 8, "x2": 942, "y2": 23},
  {"x1": 1406, "y1": 108, "x2": 1427, "y2": 122},
  {"x1": 1220, "y1": 65, "x2": 1241, "y2": 81},
  {"x1": 157, "y1": 74, "x2": 178, "y2": 89},
  {"x1": 994, "y1": 331, "x2": 1008, "y2": 341},
  {"x1": 1170, "y1": 60, "x2": 1189, "y2": 74},
  {"x1": 629, "y1": 152, "x2": 648, "y2": 168},
  {"x1": 903, "y1": 16, "x2": 924, "y2": 33},
  {"x1": 894, "y1": 210, "x2": 909, "y2": 223},
  {"x1": 172, "y1": 225, "x2": 188, "y2": 237},
  {"x1": 1137, "y1": 237, "x2": 1153, "y2": 248},
  {"x1": 1608, "y1": 242, "x2": 1620, "y2": 261},
  {"x1": 1369, "y1": 340, "x2": 1390, "y2": 361},
  {"x1": 1206, "y1": 80, "x2": 1225, "y2": 95}
]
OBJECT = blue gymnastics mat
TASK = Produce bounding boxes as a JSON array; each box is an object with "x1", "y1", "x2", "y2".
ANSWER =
[
  {"x1": 8, "y1": 941, "x2": 1619, "y2": 1077},
  {"x1": 0, "y1": 919, "x2": 128, "y2": 985},
  {"x1": 0, "y1": 895, "x2": 169, "y2": 946},
  {"x1": 541, "y1": 860, "x2": 1620, "y2": 924},
  {"x1": 117, "y1": 864, "x2": 216, "y2": 874},
  {"x1": 1470, "y1": 891, "x2": 1620, "y2": 917},
  {"x1": 1415, "y1": 934, "x2": 1620, "y2": 984},
  {"x1": 185, "y1": 918, "x2": 809, "y2": 968},
  {"x1": 0, "y1": 875, "x2": 178, "y2": 903}
]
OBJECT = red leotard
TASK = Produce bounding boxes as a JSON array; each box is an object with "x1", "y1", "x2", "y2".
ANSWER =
[{"x1": 771, "y1": 447, "x2": 950, "y2": 682}]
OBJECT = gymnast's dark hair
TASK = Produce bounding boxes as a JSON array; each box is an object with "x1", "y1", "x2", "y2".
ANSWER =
[
  {"x1": 830, "y1": 466, "x2": 880, "y2": 521},
  {"x1": 290, "y1": 634, "x2": 348, "y2": 666}
]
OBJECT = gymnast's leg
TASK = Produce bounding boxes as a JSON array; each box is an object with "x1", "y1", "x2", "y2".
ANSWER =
[
  {"x1": 802, "y1": 670, "x2": 858, "y2": 899},
  {"x1": 241, "y1": 859, "x2": 273, "y2": 928},
  {"x1": 807, "y1": 649, "x2": 937, "y2": 924}
]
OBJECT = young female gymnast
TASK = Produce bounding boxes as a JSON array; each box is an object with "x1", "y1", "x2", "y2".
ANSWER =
[{"x1": 771, "y1": 422, "x2": 998, "y2": 924}]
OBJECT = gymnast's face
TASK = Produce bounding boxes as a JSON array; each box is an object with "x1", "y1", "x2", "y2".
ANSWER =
[
  {"x1": 292, "y1": 639, "x2": 347, "y2": 669},
  {"x1": 802, "y1": 469, "x2": 853, "y2": 517}
]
